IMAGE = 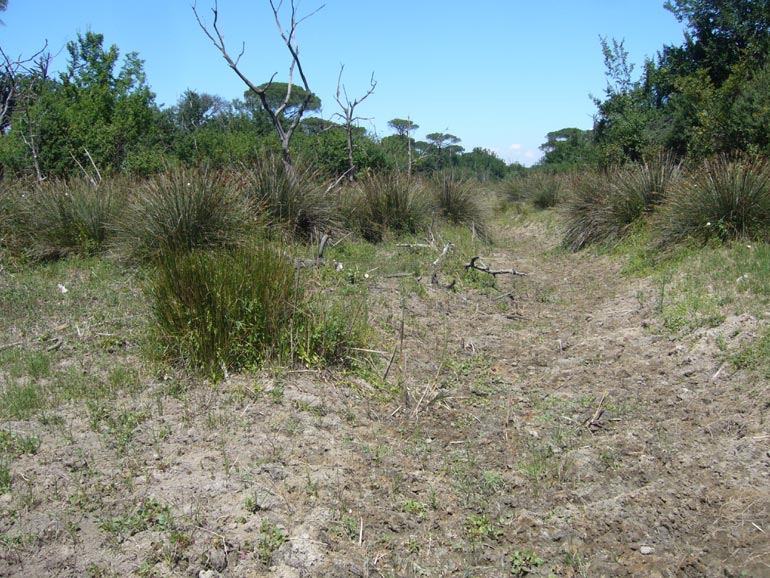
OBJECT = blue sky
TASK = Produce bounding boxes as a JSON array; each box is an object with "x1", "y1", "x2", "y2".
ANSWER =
[{"x1": 2, "y1": 1, "x2": 686, "y2": 165}]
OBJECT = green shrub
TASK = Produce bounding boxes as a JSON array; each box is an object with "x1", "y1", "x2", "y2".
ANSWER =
[
  {"x1": 430, "y1": 171, "x2": 488, "y2": 238},
  {"x1": 149, "y1": 242, "x2": 367, "y2": 379},
  {"x1": 344, "y1": 172, "x2": 430, "y2": 242},
  {"x1": 115, "y1": 167, "x2": 252, "y2": 262},
  {"x1": 14, "y1": 178, "x2": 125, "y2": 259},
  {"x1": 656, "y1": 155, "x2": 770, "y2": 245},
  {"x1": 240, "y1": 154, "x2": 339, "y2": 240}
]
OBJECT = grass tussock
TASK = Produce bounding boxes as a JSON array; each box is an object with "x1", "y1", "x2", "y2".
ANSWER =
[
  {"x1": 149, "y1": 242, "x2": 367, "y2": 380},
  {"x1": 11, "y1": 178, "x2": 125, "y2": 259},
  {"x1": 430, "y1": 171, "x2": 489, "y2": 239},
  {"x1": 529, "y1": 172, "x2": 563, "y2": 209},
  {"x1": 562, "y1": 153, "x2": 681, "y2": 251},
  {"x1": 655, "y1": 154, "x2": 770, "y2": 246},
  {"x1": 114, "y1": 167, "x2": 253, "y2": 262},
  {"x1": 241, "y1": 154, "x2": 340, "y2": 240},
  {"x1": 343, "y1": 172, "x2": 431, "y2": 242}
]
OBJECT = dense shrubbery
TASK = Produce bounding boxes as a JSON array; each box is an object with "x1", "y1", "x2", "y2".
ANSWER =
[
  {"x1": 656, "y1": 155, "x2": 770, "y2": 245},
  {"x1": 113, "y1": 167, "x2": 253, "y2": 262},
  {"x1": 11, "y1": 178, "x2": 126, "y2": 259},
  {"x1": 561, "y1": 154, "x2": 770, "y2": 251}
]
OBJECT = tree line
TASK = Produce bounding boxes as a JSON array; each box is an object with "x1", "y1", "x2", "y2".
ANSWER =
[
  {"x1": 0, "y1": 25, "x2": 511, "y2": 182},
  {"x1": 542, "y1": 0, "x2": 770, "y2": 171}
]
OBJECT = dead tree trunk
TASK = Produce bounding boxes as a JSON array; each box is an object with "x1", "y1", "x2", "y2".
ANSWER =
[
  {"x1": 334, "y1": 65, "x2": 376, "y2": 182},
  {"x1": 193, "y1": 0, "x2": 320, "y2": 173},
  {"x1": 1, "y1": 45, "x2": 51, "y2": 181}
]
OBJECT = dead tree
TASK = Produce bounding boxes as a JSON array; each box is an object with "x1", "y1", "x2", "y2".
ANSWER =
[
  {"x1": 333, "y1": 65, "x2": 376, "y2": 182},
  {"x1": 193, "y1": 0, "x2": 321, "y2": 172},
  {"x1": 0, "y1": 43, "x2": 50, "y2": 181}
]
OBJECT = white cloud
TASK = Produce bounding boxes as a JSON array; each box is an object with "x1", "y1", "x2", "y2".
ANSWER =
[{"x1": 491, "y1": 144, "x2": 541, "y2": 167}]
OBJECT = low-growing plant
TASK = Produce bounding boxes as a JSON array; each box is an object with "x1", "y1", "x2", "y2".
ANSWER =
[
  {"x1": 256, "y1": 519, "x2": 286, "y2": 565},
  {"x1": 510, "y1": 549, "x2": 544, "y2": 576},
  {"x1": 14, "y1": 178, "x2": 125, "y2": 259},
  {"x1": 343, "y1": 172, "x2": 431, "y2": 242},
  {"x1": 656, "y1": 154, "x2": 770, "y2": 246},
  {"x1": 100, "y1": 497, "x2": 174, "y2": 537},
  {"x1": 1, "y1": 382, "x2": 45, "y2": 420},
  {"x1": 114, "y1": 167, "x2": 252, "y2": 262},
  {"x1": 465, "y1": 513, "x2": 503, "y2": 542}
]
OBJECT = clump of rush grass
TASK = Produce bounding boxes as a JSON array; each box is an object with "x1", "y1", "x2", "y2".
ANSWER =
[
  {"x1": 655, "y1": 154, "x2": 770, "y2": 246},
  {"x1": 240, "y1": 154, "x2": 340, "y2": 241},
  {"x1": 561, "y1": 171, "x2": 617, "y2": 251},
  {"x1": 149, "y1": 242, "x2": 368, "y2": 380},
  {"x1": 499, "y1": 173, "x2": 530, "y2": 204},
  {"x1": 343, "y1": 171, "x2": 431, "y2": 242},
  {"x1": 529, "y1": 172, "x2": 562, "y2": 209},
  {"x1": 561, "y1": 153, "x2": 682, "y2": 252},
  {"x1": 614, "y1": 150, "x2": 681, "y2": 213},
  {"x1": 13, "y1": 177, "x2": 125, "y2": 259},
  {"x1": 430, "y1": 171, "x2": 489, "y2": 239},
  {"x1": 149, "y1": 243, "x2": 296, "y2": 379},
  {"x1": 114, "y1": 167, "x2": 253, "y2": 262}
]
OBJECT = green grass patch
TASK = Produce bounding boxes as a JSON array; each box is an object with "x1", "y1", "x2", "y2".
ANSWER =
[{"x1": 149, "y1": 242, "x2": 368, "y2": 380}]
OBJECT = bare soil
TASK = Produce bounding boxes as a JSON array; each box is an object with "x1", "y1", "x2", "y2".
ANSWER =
[{"x1": 2, "y1": 215, "x2": 769, "y2": 577}]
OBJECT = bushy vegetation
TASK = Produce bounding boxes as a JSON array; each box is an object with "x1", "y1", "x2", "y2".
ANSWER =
[
  {"x1": 149, "y1": 242, "x2": 367, "y2": 380},
  {"x1": 429, "y1": 171, "x2": 488, "y2": 238},
  {"x1": 655, "y1": 155, "x2": 770, "y2": 245},
  {"x1": 114, "y1": 167, "x2": 253, "y2": 262},
  {"x1": 343, "y1": 172, "x2": 431, "y2": 242},
  {"x1": 12, "y1": 178, "x2": 125, "y2": 259},
  {"x1": 240, "y1": 155, "x2": 339, "y2": 240},
  {"x1": 561, "y1": 153, "x2": 681, "y2": 251}
]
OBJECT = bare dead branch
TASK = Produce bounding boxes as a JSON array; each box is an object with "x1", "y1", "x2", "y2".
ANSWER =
[
  {"x1": 333, "y1": 65, "x2": 376, "y2": 180},
  {"x1": 464, "y1": 256, "x2": 528, "y2": 277},
  {"x1": 193, "y1": 0, "x2": 322, "y2": 168}
]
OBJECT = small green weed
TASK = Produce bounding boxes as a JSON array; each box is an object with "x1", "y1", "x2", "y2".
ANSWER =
[
  {"x1": 400, "y1": 500, "x2": 427, "y2": 517},
  {"x1": 510, "y1": 549, "x2": 544, "y2": 576},
  {"x1": 465, "y1": 513, "x2": 503, "y2": 543},
  {"x1": 100, "y1": 498, "x2": 174, "y2": 537},
  {"x1": 256, "y1": 519, "x2": 287, "y2": 565},
  {"x1": 0, "y1": 431, "x2": 41, "y2": 457}
]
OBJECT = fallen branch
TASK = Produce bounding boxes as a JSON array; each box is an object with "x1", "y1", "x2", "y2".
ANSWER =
[
  {"x1": 432, "y1": 242, "x2": 453, "y2": 267},
  {"x1": 0, "y1": 341, "x2": 24, "y2": 352},
  {"x1": 583, "y1": 391, "x2": 607, "y2": 432},
  {"x1": 464, "y1": 256, "x2": 528, "y2": 277}
]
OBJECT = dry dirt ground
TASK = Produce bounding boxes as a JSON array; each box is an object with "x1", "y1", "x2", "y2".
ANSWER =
[{"x1": 1, "y1": 215, "x2": 769, "y2": 577}]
